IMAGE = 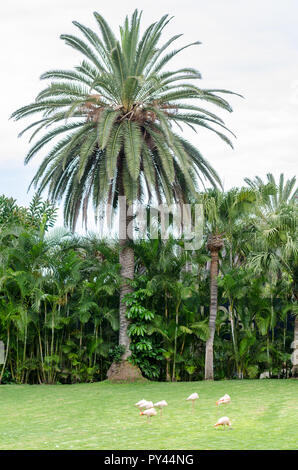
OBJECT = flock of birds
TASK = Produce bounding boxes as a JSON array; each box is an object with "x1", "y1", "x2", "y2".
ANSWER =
[{"x1": 135, "y1": 393, "x2": 232, "y2": 429}]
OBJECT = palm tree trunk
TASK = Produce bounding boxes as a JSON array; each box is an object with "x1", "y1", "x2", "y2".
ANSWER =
[
  {"x1": 228, "y1": 302, "x2": 240, "y2": 377},
  {"x1": 166, "y1": 358, "x2": 171, "y2": 382},
  {"x1": 205, "y1": 249, "x2": 219, "y2": 380},
  {"x1": 205, "y1": 234, "x2": 224, "y2": 380},
  {"x1": 292, "y1": 316, "x2": 298, "y2": 377},
  {"x1": 38, "y1": 331, "x2": 45, "y2": 383},
  {"x1": 0, "y1": 328, "x2": 10, "y2": 384},
  {"x1": 107, "y1": 170, "x2": 144, "y2": 382},
  {"x1": 172, "y1": 300, "x2": 181, "y2": 382},
  {"x1": 119, "y1": 197, "x2": 134, "y2": 360}
]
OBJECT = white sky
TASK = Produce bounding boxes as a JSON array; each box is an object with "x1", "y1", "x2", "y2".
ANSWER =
[{"x1": 1, "y1": 0, "x2": 297, "y2": 230}]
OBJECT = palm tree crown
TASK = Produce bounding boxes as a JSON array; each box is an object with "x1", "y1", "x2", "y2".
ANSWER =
[
  {"x1": 12, "y1": 10, "x2": 238, "y2": 230},
  {"x1": 245, "y1": 173, "x2": 297, "y2": 211}
]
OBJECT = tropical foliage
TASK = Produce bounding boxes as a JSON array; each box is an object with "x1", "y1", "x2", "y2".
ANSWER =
[{"x1": 0, "y1": 174, "x2": 296, "y2": 384}]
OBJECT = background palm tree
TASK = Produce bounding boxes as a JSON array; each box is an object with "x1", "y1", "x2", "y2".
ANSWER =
[
  {"x1": 245, "y1": 173, "x2": 297, "y2": 210},
  {"x1": 247, "y1": 175, "x2": 298, "y2": 375},
  {"x1": 12, "y1": 10, "x2": 237, "y2": 377},
  {"x1": 201, "y1": 187, "x2": 257, "y2": 379}
]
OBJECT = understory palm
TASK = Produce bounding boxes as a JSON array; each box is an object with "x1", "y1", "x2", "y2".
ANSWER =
[
  {"x1": 12, "y1": 10, "x2": 237, "y2": 364},
  {"x1": 201, "y1": 187, "x2": 257, "y2": 379},
  {"x1": 246, "y1": 175, "x2": 298, "y2": 372}
]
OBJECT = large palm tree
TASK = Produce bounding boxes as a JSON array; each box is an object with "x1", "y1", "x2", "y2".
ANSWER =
[{"x1": 12, "y1": 10, "x2": 237, "y2": 377}]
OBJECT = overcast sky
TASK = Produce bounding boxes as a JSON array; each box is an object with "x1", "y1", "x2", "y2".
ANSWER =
[{"x1": 1, "y1": 0, "x2": 297, "y2": 229}]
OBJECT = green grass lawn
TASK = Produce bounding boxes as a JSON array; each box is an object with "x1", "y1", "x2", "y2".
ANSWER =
[{"x1": 0, "y1": 379, "x2": 297, "y2": 450}]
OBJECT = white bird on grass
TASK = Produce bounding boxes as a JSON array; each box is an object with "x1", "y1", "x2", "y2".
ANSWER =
[
  {"x1": 186, "y1": 393, "x2": 199, "y2": 411},
  {"x1": 135, "y1": 399, "x2": 154, "y2": 410},
  {"x1": 214, "y1": 416, "x2": 232, "y2": 430},
  {"x1": 135, "y1": 399, "x2": 147, "y2": 408},
  {"x1": 216, "y1": 394, "x2": 231, "y2": 406},
  {"x1": 140, "y1": 400, "x2": 154, "y2": 410},
  {"x1": 153, "y1": 400, "x2": 168, "y2": 415},
  {"x1": 140, "y1": 407, "x2": 157, "y2": 423}
]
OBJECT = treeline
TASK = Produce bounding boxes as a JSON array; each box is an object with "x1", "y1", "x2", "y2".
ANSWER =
[{"x1": 0, "y1": 173, "x2": 297, "y2": 384}]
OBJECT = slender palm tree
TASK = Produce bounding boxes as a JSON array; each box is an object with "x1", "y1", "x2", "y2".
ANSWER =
[
  {"x1": 12, "y1": 10, "x2": 237, "y2": 376},
  {"x1": 205, "y1": 232, "x2": 224, "y2": 379},
  {"x1": 202, "y1": 187, "x2": 257, "y2": 379}
]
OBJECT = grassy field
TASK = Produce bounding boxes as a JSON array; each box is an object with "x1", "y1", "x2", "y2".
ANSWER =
[{"x1": 0, "y1": 379, "x2": 297, "y2": 450}]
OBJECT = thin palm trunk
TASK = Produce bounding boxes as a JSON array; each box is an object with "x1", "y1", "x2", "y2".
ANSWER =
[
  {"x1": 205, "y1": 249, "x2": 219, "y2": 380},
  {"x1": 205, "y1": 234, "x2": 223, "y2": 380},
  {"x1": 165, "y1": 357, "x2": 171, "y2": 382},
  {"x1": 80, "y1": 324, "x2": 83, "y2": 352},
  {"x1": 38, "y1": 330, "x2": 45, "y2": 382},
  {"x1": 172, "y1": 300, "x2": 181, "y2": 382},
  {"x1": 283, "y1": 314, "x2": 287, "y2": 350},
  {"x1": 228, "y1": 302, "x2": 240, "y2": 377},
  {"x1": 270, "y1": 294, "x2": 275, "y2": 343},
  {"x1": 93, "y1": 325, "x2": 98, "y2": 367},
  {"x1": 0, "y1": 327, "x2": 10, "y2": 384},
  {"x1": 22, "y1": 318, "x2": 28, "y2": 384},
  {"x1": 292, "y1": 317, "x2": 298, "y2": 377}
]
